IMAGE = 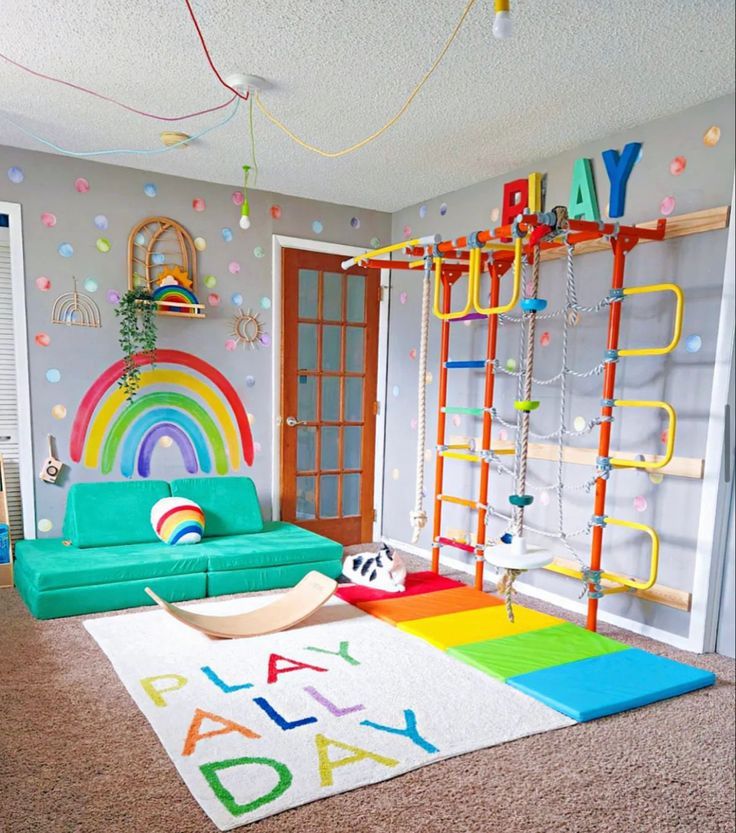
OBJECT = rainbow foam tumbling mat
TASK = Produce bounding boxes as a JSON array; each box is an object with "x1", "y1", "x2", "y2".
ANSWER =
[{"x1": 340, "y1": 572, "x2": 716, "y2": 723}]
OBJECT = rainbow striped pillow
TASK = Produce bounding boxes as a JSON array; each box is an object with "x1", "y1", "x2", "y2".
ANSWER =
[{"x1": 150, "y1": 497, "x2": 205, "y2": 545}]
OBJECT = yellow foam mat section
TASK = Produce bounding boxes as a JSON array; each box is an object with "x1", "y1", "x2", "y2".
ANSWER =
[{"x1": 397, "y1": 604, "x2": 565, "y2": 650}]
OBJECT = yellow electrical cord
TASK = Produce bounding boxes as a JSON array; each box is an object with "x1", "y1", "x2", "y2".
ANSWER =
[{"x1": 254, "y1": 0, "x2": 479, "y2": 158}]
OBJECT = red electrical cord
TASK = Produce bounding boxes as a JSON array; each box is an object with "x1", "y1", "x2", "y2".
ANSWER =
[
  {"x1": 182, "y1": 0, "x2": 250, "y2": 102},
  {"x1": 0, "y1": 51, "x2": 237, "y2": 121}
]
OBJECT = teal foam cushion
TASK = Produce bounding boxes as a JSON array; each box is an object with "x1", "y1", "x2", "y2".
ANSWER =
[
  {"x1": 14, "y1": 537, "x2": 207, "y2": 591},
  {"x1": 63, "y1": 480, "x2": 171, "y2": 548},
  {"x1": 202, "y1": 522, "x2": 342, "y2": 570},
  {"x1": 170, "y1": 476, "x2": 263, "y2": 537},
  {"x1": 507, "y1": 648, "x2": 716, "y2": 722}
]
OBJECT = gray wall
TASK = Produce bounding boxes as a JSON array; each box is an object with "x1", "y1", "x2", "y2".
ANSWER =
[
  {"x1": 0, "y1": 145, "x2": 390, "y2": 536},
  {"x1": 384, "y1": 94, "x2": 734, "y2": 638}
]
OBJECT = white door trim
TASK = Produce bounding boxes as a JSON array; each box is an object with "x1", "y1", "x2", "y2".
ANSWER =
[
  {"x1": 688, "y1": 180, "x2": 736, "y2": 653},
  {"x1": 271, "y1": 234, "x2": 390, "y2": 541},
  {"x1": 0, "y1": 201, "x2": 35, "y2": 539}
]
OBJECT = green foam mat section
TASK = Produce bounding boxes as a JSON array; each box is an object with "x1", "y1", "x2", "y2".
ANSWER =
[{"x1": 448, "y1": 622, "x2": 628, "y2": 682}]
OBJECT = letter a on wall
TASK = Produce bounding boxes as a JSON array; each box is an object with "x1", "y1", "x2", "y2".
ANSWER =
[{"x1": 568, "y1": 158, "x2": 601, "y2": 221}]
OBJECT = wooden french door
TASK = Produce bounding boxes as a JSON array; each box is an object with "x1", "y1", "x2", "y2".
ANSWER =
[{"x1": 280, "y1": 249, "x2": 379, "y2": 545}]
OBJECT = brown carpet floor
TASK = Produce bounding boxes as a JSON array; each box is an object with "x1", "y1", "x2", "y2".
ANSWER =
[{"x1": 1, "y1": 550, "x2": 734, "y2": 833}]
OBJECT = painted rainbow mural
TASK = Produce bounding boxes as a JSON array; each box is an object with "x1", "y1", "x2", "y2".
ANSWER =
[{"x1": 70, "y1": 350, "x2": 254, "y2": 478}]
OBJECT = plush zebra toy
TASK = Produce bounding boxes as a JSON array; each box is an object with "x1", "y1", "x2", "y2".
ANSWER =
[{"x1": 342, "y1": 544, "x2": 407, "y2": 593}]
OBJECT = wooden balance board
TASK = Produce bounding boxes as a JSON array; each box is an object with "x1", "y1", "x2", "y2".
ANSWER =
[{"x1": 144, "y1": 571, "x2": 338, "y2": 639}]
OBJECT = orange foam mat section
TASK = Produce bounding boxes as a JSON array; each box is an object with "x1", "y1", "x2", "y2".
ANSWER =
[
  {"x1": 397, "y1": 604, "x2": 565, "y2": 650},
  {"x1": 356, "y1": 586, "x2": 503, "y2": 625}
]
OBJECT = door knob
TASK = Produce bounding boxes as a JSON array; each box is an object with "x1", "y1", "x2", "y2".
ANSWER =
[{"x1": 285, "y1": 416, "x2": 307, "y2": 428}]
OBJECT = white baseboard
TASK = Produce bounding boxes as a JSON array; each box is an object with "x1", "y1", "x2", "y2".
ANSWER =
[{"x1": 382, "y1": 536, "x2": 699, "y2": 653}]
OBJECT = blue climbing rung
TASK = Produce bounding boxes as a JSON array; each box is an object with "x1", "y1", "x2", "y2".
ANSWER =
[{"x1": 444, "y1": 360, "x2": 486, "y2": 369}]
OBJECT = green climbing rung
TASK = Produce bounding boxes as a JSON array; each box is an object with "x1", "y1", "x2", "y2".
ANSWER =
[{"x1": 442, "y1": 406, "x2": 485, "y2": 416}]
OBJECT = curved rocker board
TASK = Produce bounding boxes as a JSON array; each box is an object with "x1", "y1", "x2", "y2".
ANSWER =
[{"x1": 144, "y1": 571, "x2": 337, "y2": 639}]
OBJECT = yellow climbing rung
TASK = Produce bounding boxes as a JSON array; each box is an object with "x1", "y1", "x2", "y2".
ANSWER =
[
  {"x1": 438, "y1": 494, "x2": 478, "y2": 508},
  {"x1": 611, "y1": 400, "x2": 676, "y2": 470},
  {"x1": 619, "y1": 284, "x2": 684, "y2": 356},
  {"x1": 441, "y1": 451, "x2": 481, "y2": 463}
]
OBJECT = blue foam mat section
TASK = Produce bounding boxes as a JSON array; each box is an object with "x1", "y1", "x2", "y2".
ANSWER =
[{"x1": 507, "y1": 648, "x2": 716, "y2": 722}]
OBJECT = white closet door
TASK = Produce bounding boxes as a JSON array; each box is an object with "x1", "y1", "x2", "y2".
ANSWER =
[{"x1": 0, "y1": 238, "x2": 24, "y2": 542}]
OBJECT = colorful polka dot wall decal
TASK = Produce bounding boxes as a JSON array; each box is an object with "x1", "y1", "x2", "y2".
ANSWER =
[
  {"x1": 350, "y1": 217, "x2": 360, "y2": 229},
  {"x1": 391, "y1": 468, "x2": 400, "y2": 481},
  {"x1": 540, "y1": 331, "x2": 551, "y2": 347},
  {"x1": 228, "y1": 261, "x2": 240, "y2": 274},
  {"x1": 152, "y1": 252, "x2": 166, "y2": 266},
  {"x1": 649, "y1": 471, "x2": 664, "y2": 485},
  {"x1": 703, "y1": 126, "x2": 721, "y2": 147},
  {"x1": 83, "y1": 278, "x2": 98, "y2": 292},
  {"x1": 370, "y1": 237, "x2": 381, "y2": 249},
  {"x1": 312, "y1": 220, "x2": 324, "y2": 234},
  {"x1": 573, "y1": 416, "x2": 587, "y2": 433},
  {"x1": 207, "y1": 293, "x2": 220, "y2": 306},
  {"x1": 74, "y1": 177, "x2": 90, "y2": 193},
  {"x1": 633, "y1": 495, "x2": 648, "y2": 513},
  {"x1": 392, "y1": 385, "x2": 400, "y2": 397},
  {"x1": 204, "y1": 275, "x2": 217, "y2": 288},
  {"x1": 158, "y1": 436, "x2": 174, "y2": 449},
  {"x1": 225, "y1": 339, "x2": 237, "y2": 351},
  {"x1": 498, "y1": 429, "x2": 509, "y2": 443},
  {"x1": 260, "y1": 296, "x2": 271, "y2": 310},
  {"x1": 221, "y1": 227, "x2": 233, "y2": 242},
  {"x1": 231, "y1": 292, "x2": 244, "y2": 306},
  {"x1": 51, "y1": 404, "x2": 67, "y2": 420},
  {"x1": 58, "y1": 242, "x2": 74, "y2": 258},
  {"x1": 400, "y1": 291, "x2": 408, "y2": 304},
  {"x1": 194, "y1": 237, "x2": 207, "y2": 252},
  {"x1": 107, "y1": 289, "x2": 120, "y2": 304},
  {"x1": 134, "y1": 232, "x2": 146, "y2": 246},
  {"x1": 36, "y1": 276, "x2": 51, "y2": 291},
  {"x1": 96, "y1": 238, "x2": 111, "y2": 253},
  {"x1": 439, "y1": 203, "x2": 448, "y2": 216},
  {"x1": 660, "y1": 430, "x2": 669, "y2": 445},
  {"x1": 46, "y1": 368, "x2": 61, "y2": 383},
  {"x1": 419, "y1": 205, "x2": 427, "y2": 219},
  {"x1": 260, "y1": 333, "x2": 271, "y2": 346},
  {"x1": 660, "y1": 196, "x2": 676, "y2": 216},
  {"x1": 685, "y1": 334, "x2": 702, "y2": 353},
  {"x1": 94, "y1": 214, "x2": 109, "y2": 230},
  {"x1": 41, "y1": 212, "x2": 56, "y2": 228},
  {"x1": 232, "y1": 191, "x2": 244, "y2": 206},
  {"x1": 245, "y1": 375, "x2": 256, "y2": 388},
  {"x1": 409, "y1": 348, "x2": 417, "y2": 359},
  {"x1": 37, "y1": 519, "x2": 53, "y2": 533},
  {"x1": 452, "y1": 414, "x2": 462, "y2": 427},
  {"x1": 271, "y1": 205, "x2": 282, "y2": 220},
  {"x1": 505, "y1": 358, "x2": 517, "y2": 372},
  {"x1": 35, "y1": 333, "x2": 50, "y2": 347},
  {"x1": 539, "y1": 490, "x2": 550, "y2": 507},
  {"x1": 144, "y1": 182, "x2": 157, "y2": 197},
  {"x1": 490, "y1": 207, "x2": 500, "y2": 222},
  {"x1": 192, "y1": 198, "x2": 206, "y2": 212},
  {"x1": 7, "y1": 166, "x2": 24, "y2": 183},
  {"x1": 403, "y1": 225, "x2": 412, "y2": 238},
  {"x1": 254, "y1": 246, "x2": 265, "y2": 259},
  {"x1": 669, "y1": 156, "x2": 687, "y2": 176}
]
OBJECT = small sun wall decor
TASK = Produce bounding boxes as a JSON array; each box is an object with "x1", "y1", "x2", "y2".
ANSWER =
[
  {"x1": 51, "y1": 277, "x2": 101, "y2": 328},
  {"x1": 127, "y1": 216, "x2": 205, "y2": 318},
  {"x1": 229, "y1": 308, "x2": 267, "y2": 350}
]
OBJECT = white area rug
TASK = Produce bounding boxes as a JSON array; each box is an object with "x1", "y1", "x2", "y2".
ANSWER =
[{"x1": 84, "y1": 594, "x2": 574, "y2": 830}]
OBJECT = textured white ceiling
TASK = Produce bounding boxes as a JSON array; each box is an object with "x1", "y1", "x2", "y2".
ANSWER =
[{"x1": 0, "y1": 0, "x2": 734, "y2": 211}]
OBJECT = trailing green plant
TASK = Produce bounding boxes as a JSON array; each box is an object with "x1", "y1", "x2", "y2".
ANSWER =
[{"x1": 115, "y1": 288, "x2": 157, "y2": 402}]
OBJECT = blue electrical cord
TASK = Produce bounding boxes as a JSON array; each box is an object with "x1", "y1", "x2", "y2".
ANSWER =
[{"x1": 2, "y1": 98, "x2": 240, "y2": 158}]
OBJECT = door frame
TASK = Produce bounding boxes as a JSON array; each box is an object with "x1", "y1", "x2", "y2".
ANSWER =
[
  {"x1": 0, "y1": 201, "x2": 35, "y2": 539},
  {"x1": 271, "y1": 235, "x2": 390, "y2": 542}
]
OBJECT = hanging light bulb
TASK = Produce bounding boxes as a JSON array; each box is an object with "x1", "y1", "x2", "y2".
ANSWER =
[
  {"x1": 239, "y1": 164, "x2": 252, "y2": 230},
  {"x1": 492, "y1": 0, "x2": 512, "y2": 38}
]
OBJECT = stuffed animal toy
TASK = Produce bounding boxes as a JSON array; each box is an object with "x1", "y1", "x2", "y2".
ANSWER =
[{"x1": 342, "y1": 544, "x2": 407, "y2": 593}]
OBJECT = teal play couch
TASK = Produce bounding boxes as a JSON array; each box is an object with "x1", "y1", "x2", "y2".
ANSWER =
[{"x1": 14, "y1": 477, "x2": 343, "y2": 619}]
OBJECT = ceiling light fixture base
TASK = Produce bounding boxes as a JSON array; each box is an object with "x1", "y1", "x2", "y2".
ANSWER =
[{"x1": 224, "y1": 73, "x2": 271, "y2": 95}]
